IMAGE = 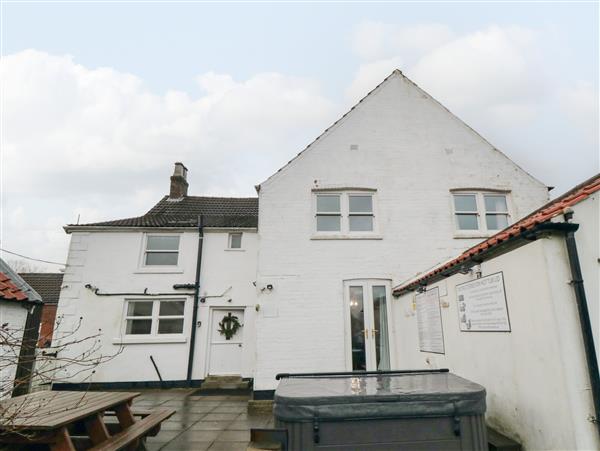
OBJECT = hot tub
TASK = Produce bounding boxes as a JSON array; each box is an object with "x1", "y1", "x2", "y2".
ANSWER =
[{"x1": 274, "y1": 369, "x2": 487, "y2": 451}]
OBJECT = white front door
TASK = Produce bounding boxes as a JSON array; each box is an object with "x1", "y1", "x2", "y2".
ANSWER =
[
  {"x1": 345, "y1": 281, "x2": 392, "y2": 371},
  {"x1": 208, "y1": 308, "x2": 245, "y2": 375}
]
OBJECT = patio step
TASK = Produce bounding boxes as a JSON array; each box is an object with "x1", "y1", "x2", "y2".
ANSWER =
[
  {"x1": 247, "y1": 399, "x2": 273, "y2": 415},
  {"x1": 198, "y1": 375, "x2": 250, "y2": 392},
  {"x1": 205, "y1": 375, "x2": 245, "y2": 383},
  {"x1": 247, "y1": 441, "x2": 282, "y2": 451}
]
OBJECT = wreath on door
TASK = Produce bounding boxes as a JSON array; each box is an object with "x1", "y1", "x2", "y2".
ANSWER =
[{"x1": 218, "y1": 312, "x2": 242, "y2": 340}]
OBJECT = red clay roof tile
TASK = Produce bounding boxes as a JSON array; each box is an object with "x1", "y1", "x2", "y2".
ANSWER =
[{"x1": 0, "y1": 271, "x2": 29, "y2": 302}]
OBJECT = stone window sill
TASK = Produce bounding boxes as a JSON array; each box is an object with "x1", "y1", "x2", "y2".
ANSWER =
[
  {"x1": 133, "y1": 268, "x2": 184, "y2": 274},
  {"x1": 112, "y1": 336, "x2": 187, "y2": 345},
  {"x1": 310, "y1": 234, "x2": 383, "y2": 240}
]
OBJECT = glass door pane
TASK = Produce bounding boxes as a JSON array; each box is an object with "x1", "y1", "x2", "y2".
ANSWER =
[
  {"x1": 372, "y1": 286, "x2": 390, "y2": 370},
  {"x1": 349, "y1": 286, "x2": 367, "y2": 371}
]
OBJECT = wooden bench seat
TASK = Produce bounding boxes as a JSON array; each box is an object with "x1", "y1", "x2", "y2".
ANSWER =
[
  {"x1": 104, "y1": 409, "x2": 154, "y2": 418},
  {"x1": 88, "y1": 408, "x2": 175, "y2": 451}
]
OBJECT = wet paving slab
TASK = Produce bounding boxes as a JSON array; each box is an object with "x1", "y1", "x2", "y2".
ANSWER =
[{"x1": 132, "y1": 389, "x2": 274, "y2": 451}]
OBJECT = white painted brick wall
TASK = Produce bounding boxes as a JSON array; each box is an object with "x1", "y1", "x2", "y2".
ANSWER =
[
  {"x1": 254, "y1": 72, "x2": 549, "y2": 390},
  {"x1": 54, "y1": 229, "x2": 258, "y2": 383},
  {"x1": 0, "y1": 302, "x2": 28, "y2": 398}
]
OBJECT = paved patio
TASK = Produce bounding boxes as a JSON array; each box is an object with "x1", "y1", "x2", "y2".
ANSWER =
[{"x1": 131, "y1": 389, "x2": 274, "y2": 451}]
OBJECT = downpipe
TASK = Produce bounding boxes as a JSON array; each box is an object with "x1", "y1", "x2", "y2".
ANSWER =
[
  {"x1": 186, "y1": 215, "x2": 204, "y2": 384},
  {"x1": 563, "y1": 225, "x2": 600, "y2": 434}
]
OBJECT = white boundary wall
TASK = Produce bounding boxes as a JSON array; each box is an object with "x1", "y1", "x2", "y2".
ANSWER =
[{"x1": 394, "y1": 202, "x2": 599, "y2": 450}]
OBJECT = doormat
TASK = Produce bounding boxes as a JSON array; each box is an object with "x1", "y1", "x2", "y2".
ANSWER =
[{"x1": 192, "y1": 388, "x2": 252, "y2": 396}]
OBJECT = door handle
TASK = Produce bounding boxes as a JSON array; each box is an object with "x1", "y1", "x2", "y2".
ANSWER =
[
  {"x1": 363, "y1": 329, "x2": 368, "y2": 339},
  {"x1": 372, "y1": 329, "x2": 379, "y2": 338}
]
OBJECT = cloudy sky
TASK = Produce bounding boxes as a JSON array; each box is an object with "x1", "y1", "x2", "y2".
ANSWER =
[{"x1": 1, "y1": 2, "x2": 598, "y2": 271}]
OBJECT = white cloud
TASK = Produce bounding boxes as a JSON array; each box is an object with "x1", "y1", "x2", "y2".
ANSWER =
[
  {"x1": 559, "y1": 81, "x2": 599, "y2": 145},
  {"x1": 410, "y1": 26, "x2": 544, "y2": 114},
  {"x1": 353, "y1": 22, "x2": 455, "y2": 62},
  {"x1": 1, "y1": 50, "x2": 336, "y2": 267},
  {"x1": 349, "y1": 24, "x2": 545, "y2": 119}
]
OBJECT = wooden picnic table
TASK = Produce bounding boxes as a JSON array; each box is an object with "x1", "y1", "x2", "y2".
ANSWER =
[{"x1": 0, "y1": 391, "x2": 175, "y2": 451}]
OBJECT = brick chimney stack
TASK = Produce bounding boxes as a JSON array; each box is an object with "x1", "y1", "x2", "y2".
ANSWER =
[{"x1": 169, "y1": 162, "x2": 189, "y2": 199}]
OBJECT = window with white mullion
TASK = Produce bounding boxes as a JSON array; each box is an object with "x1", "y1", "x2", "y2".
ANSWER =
[
  {"x1": 124, "y1": 300, "x2": 185, "y2": 336},
  {"x1": 144, "y1": 235, "x2": 180, "y2": 266},
  {"x1": 453, "y1": 194, "x2": 479, "y2": 230},
  {"x1": 316, "y1": 194, "x2": 341, "y2": 232},
  {"x1": 348, "y1": 194, "x2": 374, "y2": 232},
  {"x1": 484, "y1": 195, "x2": 509, "y2": 230},
  {"x1": 157, "y1": 300, "x2": 185, "y2": 334},
  {"x1": 453, "y1": 192, "x2": 511, "y2": 232},
  {"x1": 125, "y1": 301, "x2": 154, "y2": 335}
]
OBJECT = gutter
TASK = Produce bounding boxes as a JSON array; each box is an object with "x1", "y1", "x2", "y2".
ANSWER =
[
  {"x1": 563, "y1": 224, "x2": 600, "y2": 434},
  {"x1": 186, "y1": 215, "x2": 204, "y2": 384},
  {"x1": 64, "y1": 225, "x2": 197, "y2": 234},
  {"x1": 393, "y1": 222, "x2": 576, "y2": 296}
]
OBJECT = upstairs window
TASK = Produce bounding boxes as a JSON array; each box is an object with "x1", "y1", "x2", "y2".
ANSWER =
[
  {"x1": 484, "y1": 195, "x2": 509, "y2": 230},
  {"x1": 315, "y1": 192, "x2": 376, "y2": 234},
  {"x1": 228, "y1": 232, "x2": 243, "y2": 249},
  {"x1": 349, "y1": 195, "x2": 374, "y2": 232},
  {"x1": 316, "y1": 195, "x2": 341, "y2": 232},
  {"x1": 453, "y1": 192, "x2": 510, "y2": 233},
  {"x1": 125, "y1": 300, "x2": 185, "y2": 335},
  {"x1": 453, "y1": 194, "x2": 479, "y2": 230},
  {"x1": 144, "y1": 235, "x2": 180, "y2": 266}
]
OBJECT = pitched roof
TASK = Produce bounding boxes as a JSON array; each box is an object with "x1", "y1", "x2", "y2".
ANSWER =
[
  {"x1": 393, "y1": 173, "x2": 600, "y2": 295},
  {"x1": 18, "y1": 273, "x2": 64, "y2": 305},
  {"x1": 67, "y1": 196, "x2": 258, "y2": 231}
]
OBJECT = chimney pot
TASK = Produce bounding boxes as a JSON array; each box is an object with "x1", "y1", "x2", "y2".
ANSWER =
[{"x1": 169, "y1": 162, "x2": 189, "y2": 198}]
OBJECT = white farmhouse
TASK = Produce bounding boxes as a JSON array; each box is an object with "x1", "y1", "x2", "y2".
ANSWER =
[
  {"x1": 56, "y1": 163, "x2": 259, "y2": 386},
  {"x1": 252, "y1": 70, "x2": 549, "y2": 394},
  {"x1": 55, "y1": 70, "x2": 550, "y2": 392}
]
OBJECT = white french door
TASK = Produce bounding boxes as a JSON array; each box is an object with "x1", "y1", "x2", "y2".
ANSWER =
[{"x1": 344, "y1": 280, "x2": 392, "y2": 371}]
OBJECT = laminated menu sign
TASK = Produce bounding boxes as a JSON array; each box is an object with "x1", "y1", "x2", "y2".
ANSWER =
[
  {"x1": 455, "y1": 272, "x2": 511, "y2": 332},
  {"x1": 415, "y1": 287, "x2": 444, "y2": 354}
]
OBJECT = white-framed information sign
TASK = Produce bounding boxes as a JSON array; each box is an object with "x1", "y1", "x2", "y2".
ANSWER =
[
  {"x1": 455, "y1": 272, "x2": 511, "y2": 332},
  {"x1": 415, "y1": 287, "x2": 445, "y2": 354}
]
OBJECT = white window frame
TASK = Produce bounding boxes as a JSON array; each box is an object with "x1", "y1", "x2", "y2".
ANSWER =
[
  {"x1": 451, "y1": 191, "x2": 512, "y2": 237},
  {"x1": 123, "y1": 299, "x2": 186, "y2": 337},
  {"x1": 313, "y1": 190, "x2": 379, "y2": 238},
  {"x1": 315, "y1": 193, "x2": 343, "y2": 234},
  {"x1": 348, "y1": 193, "x2": 375, "y2": 232},
  {"x1": 228, "y1": 232, "x2": 243, "y2": 250},
  {"x1": 141, "y1": 234, "x2": 181, "y2": 268}
]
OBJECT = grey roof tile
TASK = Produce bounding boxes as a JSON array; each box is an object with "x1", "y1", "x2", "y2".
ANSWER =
[
  {"x1": 70, "y1": 196, "x2": 258, "y2": 229},
  {"x1": 18, "y1": 273, "x2": 64, "y2": 305}
]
